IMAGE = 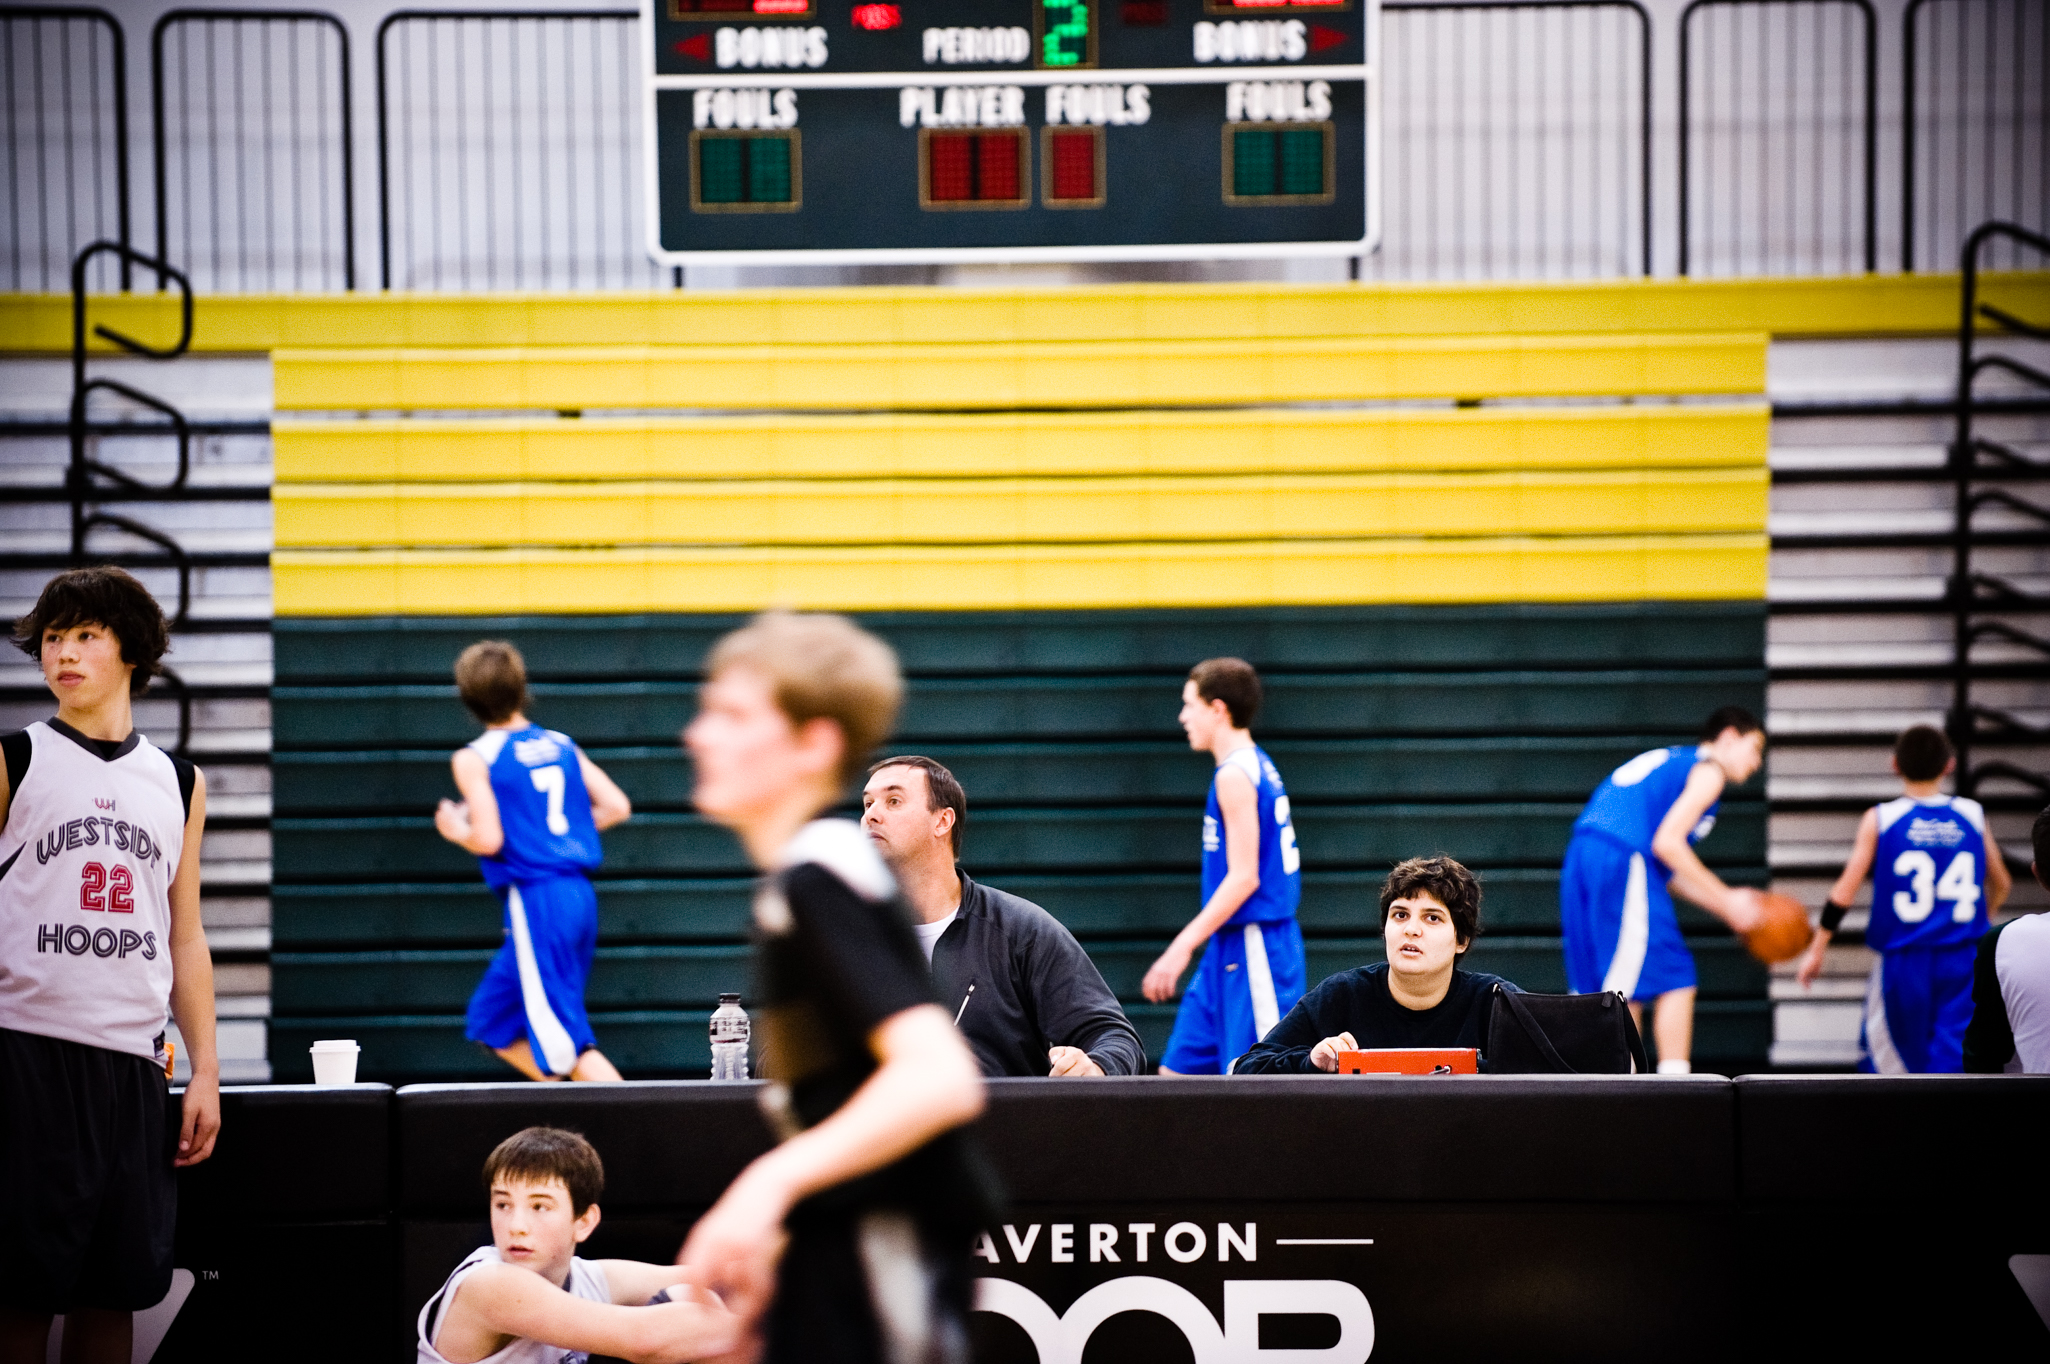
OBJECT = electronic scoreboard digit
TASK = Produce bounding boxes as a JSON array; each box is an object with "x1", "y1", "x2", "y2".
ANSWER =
[
  {"x1": 640, "y1": 0, "x2": 1376, "y2": 264},
  {"x1": 639, "y1": 0, "x2": 1377, "y2": 264}
]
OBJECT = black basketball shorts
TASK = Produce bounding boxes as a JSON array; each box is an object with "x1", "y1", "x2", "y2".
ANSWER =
[
  {"x1": 0, "y1": 1025, "x2": 178, "y2": 1313},
  {"x1": 764, "y1": 1207, "x2": 974, "y2": 1364}
]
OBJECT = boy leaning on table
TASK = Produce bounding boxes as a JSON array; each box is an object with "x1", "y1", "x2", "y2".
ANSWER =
[{"x1": 417, "y1": 1126, "x2": 740, "y2": 1364}]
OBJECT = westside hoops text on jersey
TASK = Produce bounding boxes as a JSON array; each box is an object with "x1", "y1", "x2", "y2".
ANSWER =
[
  {"x1": 31, "y1": 812, "x2": 173, "y2": 868},
  {"x1": 24, "y1": 796, "x2": 177, "y2": 962}
]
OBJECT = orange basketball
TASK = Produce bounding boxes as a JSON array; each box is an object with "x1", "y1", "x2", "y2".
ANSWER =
[{"x1": 1745, "y1": 892, "x2": 1814, "y2": 964}]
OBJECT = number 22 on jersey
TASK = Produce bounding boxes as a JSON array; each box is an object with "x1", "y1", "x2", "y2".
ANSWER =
[
  {"x1": 1274, "y1": 795, "x2": 1301, "y2": 874},
  {"x1": 1891, "y1": 849, "x2": 1979, "y2": 923}
]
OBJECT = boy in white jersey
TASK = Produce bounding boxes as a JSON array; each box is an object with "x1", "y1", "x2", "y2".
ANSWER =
[
  {"x1": 418, "y1": 1126, "x2": 738, "y2": 1364},
  {"x1": 0, "y1": 567, "x2": 220, "y2": 1364},
  {"x1": 678, "y1": 612, "x2": 993, "y2": 1364},
  {"x1": 1795, "y1": 724, "x2": 2011, "y2": 1072}
]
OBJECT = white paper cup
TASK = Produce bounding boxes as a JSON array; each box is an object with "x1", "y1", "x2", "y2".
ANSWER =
[{"x1": 310, "y1": 1039, "x2": 360, "y2": 1085}]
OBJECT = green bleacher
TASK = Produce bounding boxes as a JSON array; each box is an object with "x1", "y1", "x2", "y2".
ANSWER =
[{"x1": 270, "y1": 602, "x2": 1769, "y2": 1079}]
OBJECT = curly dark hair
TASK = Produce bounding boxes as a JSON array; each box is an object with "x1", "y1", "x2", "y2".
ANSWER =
[
  {"x1": 1378, "y1": 855, "x2": 1482, "y2": 946},
  {"x1": 11, "y1": 567, "x2": 169, "y2": 697}
]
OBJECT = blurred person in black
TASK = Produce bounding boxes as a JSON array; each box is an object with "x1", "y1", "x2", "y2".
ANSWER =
[
  {"x1": 1234, "y1": 856, "x2": 1520, "y2": 1073},
  {"x1": 676, "y1": 613, "x2": 997, "y2": 1364}
]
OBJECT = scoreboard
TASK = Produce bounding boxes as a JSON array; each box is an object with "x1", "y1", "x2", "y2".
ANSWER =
[{"x1": 639, "y1": 0, "x2": 1378, "y2": 264}]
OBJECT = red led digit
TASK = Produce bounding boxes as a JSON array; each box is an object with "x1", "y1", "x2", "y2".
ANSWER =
[
  {"x1": 80, "y1": 862, "x2": 106, "y2": 912},
  {"x1": 976, "y1": 133, "x2": 1021, "y2": 200},
  {"x1": 1050, "y1": 130, "x2": 1097, "y2": 200},
  {"x1": 929, "y1": 133, "x2": 975, "y2": 200}
]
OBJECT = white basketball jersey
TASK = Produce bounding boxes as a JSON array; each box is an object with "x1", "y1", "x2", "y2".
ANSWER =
[
  {"x1": 0, "y1": 721, "x2": 187, "y2": 1061},
  {"x1": 417, "y1": 1247, "x2": 613, "y2": 1364}
]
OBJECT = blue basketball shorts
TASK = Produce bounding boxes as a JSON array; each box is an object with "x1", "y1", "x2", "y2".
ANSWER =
[
  {"x1": 465, "y1": 875, "x2": 601, "y2": 1077},
  {"x1": 1859, "y1": 943, "x2": 1976, "y2": 1074},
  {"x1": 1559, "y1": 833, "x2": 1697, "y2": 1002},
  {"x1": 1160, "y1": 918, "x2": 1306, "y2": 1075}
]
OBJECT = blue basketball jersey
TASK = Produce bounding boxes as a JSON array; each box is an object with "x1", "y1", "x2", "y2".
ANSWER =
[
  {"x1": 1867, "y1": 795, "x2": 1989, "y2": 951},
  {"x1": 1571, "y1": 745, "x2": 1721, "y2": 871},
  {"x1": 1202, "y1": 745, "x2": 1302, "y2": 926},
  {"x1": 468, "y1": 724, "x2": 602, "y2": 889}
]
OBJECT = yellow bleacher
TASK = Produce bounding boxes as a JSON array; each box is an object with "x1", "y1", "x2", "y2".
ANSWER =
[
  {"x1": 265, "y1": 332, "x2": 1766, "y2": 410},
  {"x1": 37, "y1": 273, "x2": 2038, "y2": 615},
  {"x1": 275, "y1": 468, "x2": 1767, "y2": 547},
  {"x1": 6, "y1": 271, "x2": 2040, "y2": 350},
  {"x1": 271, "y1": 405, "x2": 1765, "y2": 481}
]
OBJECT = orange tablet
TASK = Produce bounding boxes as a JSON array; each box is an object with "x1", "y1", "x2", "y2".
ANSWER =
[{"x1": 1333, "y1": 1048, "x2": 1479, "y2": 1075}]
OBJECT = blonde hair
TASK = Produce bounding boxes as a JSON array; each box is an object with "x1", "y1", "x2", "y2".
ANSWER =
[
  {"x1": 455, "y1": 641, "x2": 529, "y2": 724},
  {"x1": 706, "y1": 612, "x2": 903, "y2": 787}
]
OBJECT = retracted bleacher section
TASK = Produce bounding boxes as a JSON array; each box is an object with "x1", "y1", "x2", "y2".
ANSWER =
[{"x1": 264, "y1": 282, "x2": 1773, "y2": 1079}]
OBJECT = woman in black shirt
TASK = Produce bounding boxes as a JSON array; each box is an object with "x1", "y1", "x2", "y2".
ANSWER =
[{"x1": 1235, "y1": 855, "x2": 1520, "y2": 1073}]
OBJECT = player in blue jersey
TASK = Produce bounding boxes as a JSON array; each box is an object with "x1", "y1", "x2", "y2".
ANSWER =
[
  {"x1": 1793, "y1": 724, "x2": 2011, "y2": 1072},
  {"x1": 1559, "y1": 706, "x2": 1767, "y2": 1072},
  {"x1": 1146, "y1": 657, "x2": 1306, "y2": 1074},
  {"x1": 434, "y1": 642, "x2": 633, "y2": 1082}
]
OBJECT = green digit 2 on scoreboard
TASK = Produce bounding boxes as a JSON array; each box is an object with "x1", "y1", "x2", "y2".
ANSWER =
[{"x1": 639, "y1": 0, "x2": 1378, "y2": 263}]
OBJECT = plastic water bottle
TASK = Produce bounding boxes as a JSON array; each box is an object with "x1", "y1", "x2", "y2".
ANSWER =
[{"x1": 710, "y1": 993, "x2": 750, "y2": 1081}]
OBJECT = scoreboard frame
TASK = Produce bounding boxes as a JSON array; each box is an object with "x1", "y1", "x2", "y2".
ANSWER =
[{"x1": 638, "y1": 0, "x2": 1381, "y2": 266}]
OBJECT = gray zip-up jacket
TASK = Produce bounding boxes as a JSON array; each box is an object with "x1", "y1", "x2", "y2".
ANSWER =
[{"x1": 930, "y1": 872, "x2": 1147, "y2": 1077}]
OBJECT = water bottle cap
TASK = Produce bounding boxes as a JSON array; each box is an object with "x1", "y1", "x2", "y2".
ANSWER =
[{"x1": 719, "y1": 992, "x2": 742, "y2": 1004}]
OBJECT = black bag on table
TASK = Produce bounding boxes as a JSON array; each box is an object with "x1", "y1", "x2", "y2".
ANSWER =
[{"x1": 1484, "y1": 986, "x2": 1651, "y2": 1074}]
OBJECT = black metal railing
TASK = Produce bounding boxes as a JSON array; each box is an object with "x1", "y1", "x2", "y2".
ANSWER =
[
  {"x1": 1902, "y1": 0, "x2": 2049, "y2": 274},
  {"x1": 1948, "y1": 221, "x2": 2050, "y2": 797},
  {"x1": 68, "y1": 240, "x2": 195, "y2": 625},
  {"x1": 1373, "y1": 0, "x2": 1651, "y2": 280},
  {"x1": 1678, "y1": 0, "x2": 1875, "y2": 276},
  {"x1": 1, "y1": 5, "x2": 129, "y2": 292},
  {"x1": 152, "y1": 8, "x2": 355, "y2": 292},
  {"x1": 376, "y1": 8, "x2": 662, "y2": 291}
]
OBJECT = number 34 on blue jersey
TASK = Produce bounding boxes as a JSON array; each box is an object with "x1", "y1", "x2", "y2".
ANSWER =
[{"x1": 1868, "y1": 795, "x2": 1989, "y2": 950}]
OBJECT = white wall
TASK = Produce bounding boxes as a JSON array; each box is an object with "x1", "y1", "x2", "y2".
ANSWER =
[{"x1": 8, "y1": 0, "x2": 2043, "y2": 291}]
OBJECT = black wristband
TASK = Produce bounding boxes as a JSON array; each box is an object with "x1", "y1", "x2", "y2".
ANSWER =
[{"x1": 1819, "y1": 898, "x2": 1851, "y2": 934}]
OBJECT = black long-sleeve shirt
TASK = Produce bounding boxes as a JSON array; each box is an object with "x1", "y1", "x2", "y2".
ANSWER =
[
  {"x1": 930, "y1": 873, "x2": 1147, "y2": 1077},
  {"x1": 1233, "y1": 962, "x2": 1519, "y2": 1073}
]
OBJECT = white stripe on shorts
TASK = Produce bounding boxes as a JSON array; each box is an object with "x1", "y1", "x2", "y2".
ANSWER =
[
  {"x1": 1244, "y1": 923, "x2": 1281, "y2": 1041},
  {"x1": 1862, "y1": 954, "x2": 1908, "y2": 1075},
  {"x1": 508, "y1": 885, "x2": 580, "y2": 1077},
  {"x1": 1601, "y1": 852, "x2": 1652, "y2": 998}
]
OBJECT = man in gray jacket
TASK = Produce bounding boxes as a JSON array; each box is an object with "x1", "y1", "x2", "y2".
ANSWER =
[{"x1": 861, "y1": 756, "x2": 1146, "y2": 1077}]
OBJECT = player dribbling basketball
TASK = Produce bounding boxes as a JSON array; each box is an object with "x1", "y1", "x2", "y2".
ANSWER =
[{"x1": 1558, "y1": 707, "x2": 1768, "y2": 1072}]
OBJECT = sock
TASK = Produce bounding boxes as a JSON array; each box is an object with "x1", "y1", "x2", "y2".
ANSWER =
[{"x1": 1657, "y1": 1058, "x2": 1692, "y2": 1075}]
